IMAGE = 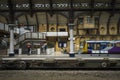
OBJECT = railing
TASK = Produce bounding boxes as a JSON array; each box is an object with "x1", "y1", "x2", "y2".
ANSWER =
[
  {"x1": 0, "y1": 23, "x2": 9, "y2": 32},
  {"x1": 44, "y1": 32, "x2": 68, "y2": 36},
  {"x1": 0, "y1": 23, "x2": 19, "y2": 34},
  {"x1": 15, "y1": 32, "x2": 46, "y2": 45}
]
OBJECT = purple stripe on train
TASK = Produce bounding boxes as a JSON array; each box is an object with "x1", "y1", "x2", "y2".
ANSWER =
[{"x1": 108, "y1": 47, "x2": 120, "y2": 54}]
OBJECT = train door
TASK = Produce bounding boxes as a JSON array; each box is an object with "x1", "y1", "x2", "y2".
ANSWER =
[
  {"x1": 91, "y1": 42, "x2": 101, "y2": 54},
  {"x1": 88, "y1": 43, "x2": 94, "y2": 50}
]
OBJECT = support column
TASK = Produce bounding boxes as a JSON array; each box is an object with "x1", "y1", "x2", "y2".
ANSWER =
[
  {"x1": 9, "y1": 24, "x2": 15, "y2": 57},
  {"x1": 68, "y1": 23, "x2": 75, "y2": 57}
]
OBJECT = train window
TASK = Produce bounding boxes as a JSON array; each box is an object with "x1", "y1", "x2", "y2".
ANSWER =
[
  {"x1": 88, "y1": 43, "x2": 100, "y2": 50},
  {"x1": 100, "y1": 43, "x2": 107, "y2": 49},
  {"x1": 115, "y1": 43, "x2": 120, "y2": 47},
  {"x1": 107, "y1": 43, "x2": 113, "y2": 47},
  {"x1": 96, "y1": 43, "x2": 100, "y2": 50},
  {"x1": 101, "y1": 42, "x2": 106, "y2": 45},
  {"x1": 89, "y1": 43, "x2": 101, "y2": 50},
  {"x1": 88, "y1": 43, "x2": 94, "y2": 50}
]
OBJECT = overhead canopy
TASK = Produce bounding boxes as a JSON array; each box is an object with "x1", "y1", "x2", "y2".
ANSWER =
[
  {"x1": 0, "y1": 0, "x2": 120, "y2": 37},
  {"x1": 0, "y1": 0, "x2": 120, "y2": 12},
  {"x1": 0, "y1": 0, "x2": 120, "y2": 24}
]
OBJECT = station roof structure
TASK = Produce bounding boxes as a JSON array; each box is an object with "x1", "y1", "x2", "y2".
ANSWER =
[{"x1": 0, "y1": 0, "x2": 120, "y2": 26}]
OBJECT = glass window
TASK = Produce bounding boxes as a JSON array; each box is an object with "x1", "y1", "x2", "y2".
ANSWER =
[
  {"x1": 87, "y1": 16, "x2": 93, "y2": 23},
  {"x1": 100, "y1": 42, "x2": 107, "y2": 49},
  {"x1": 58, "y1": 42, "x2": 67, "y2": 48},
  {"x1": 78, "y1": 17, "x2": 84, "y2": 24},
  {"x1": 50, "y1": 27, "x2": 55, "y2": 31},
  {"x1": 94, "y1": 17, "x2": 99, "y2": 25},
  {"x1": 96, "y1": 43, "x2": 100, "y2": 50},
  {"x1": 59, "y1": 28, "x2": 66, "y2": 32},
  {"x1": 88, "y1": 43, "x2": 94, "y2": 50},
  {"x1": 115, "y1": 43, "x2": 120, "y2": 47}
]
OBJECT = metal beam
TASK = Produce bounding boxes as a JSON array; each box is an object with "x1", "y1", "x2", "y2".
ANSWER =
[
  {"x1": 35, "y1": 13, "x2": 39, "y2": 32},
  {"x1": 110, "y1": 0, "x2": 116, "y2": 9},
  {"x1": 117, "y1": 14, "x2": 120, "y2": 34},
  {"x1": 1, "y1": 8, "x2": 120, "y2": 12},
  {"x1": 97, "y1": 12, "x2": 102, "y2": 34},
  {"x1": 56, "y1": 13, "x2": 59, "y2": 29},
  {"x1": 70, "y1": 0, "x2": 73, "y2": 9},
  {"x1": 29, "y1": 0, "x2": 34, "y2": 17},
  {"x1": 69, "y1": 11, "x2": 74, "y2": 23},
  {"x1": 46, "y1": 12, "x2": 49, "y2": 32},
  {"x1": 17, "y1": 24, "x2": 36, "y2": 26},
  {"x1": 49, "y1": 0, "x2": 54, "y2": 17},
  {"x1": 69, "y1": 0, "x2": 74, "y2": 23},
  {"x1": 110, "y1": 0, "x2": 116, "y2": 16},
  {"x1": 25, "y1": 14, "x2": 29, "y2": 28},
  {"x1": 56, "y1": 13, "x2": 59, "y2": 41},
  {"x1": 0, "y1": 0, "x2": 120, "y2": 13},
  {"x1": 7, "y1": 0, "x2": 15, "y2": 23},
  {"x1": 107, "y1": 14, "x2": 113, "y2": 34},
  {"x1": 17, "y1": 18, "x2": 20, "y2": 28},
  {"x1": 76, "y1": 18, "x2": 79, "y2": 36},
  {"x1": 90, "y1": 0, "x2": 94, "y2": 17}
]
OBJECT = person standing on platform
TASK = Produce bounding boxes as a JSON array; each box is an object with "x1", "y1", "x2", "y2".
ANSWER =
[{"x1": 27, "y1": 42, "x2": 31, "y2": 55}]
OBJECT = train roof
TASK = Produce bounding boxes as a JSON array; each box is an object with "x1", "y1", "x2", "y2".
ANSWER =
[
  {"x1": 86, "y1": 40, "x2": 120, "y2": 43},
  {"x1": 115, "y1": 41, "x2": 120, "y2": 43}
]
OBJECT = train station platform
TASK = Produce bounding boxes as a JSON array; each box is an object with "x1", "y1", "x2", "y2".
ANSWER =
[
  {"x1": 2, "y1": 53, "x2": 120, "y2": 61},
  {"x1": 1, "y1": 52, "x2": 120, "y2": 69}
]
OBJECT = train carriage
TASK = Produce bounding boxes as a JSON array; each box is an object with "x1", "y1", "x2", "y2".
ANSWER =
[{"x1": 81, "y1": 40, "x2": 120, "y2": 54}]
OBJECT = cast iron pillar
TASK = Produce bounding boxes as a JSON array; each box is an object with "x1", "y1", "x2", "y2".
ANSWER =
[
  {"x1": 68, "y1": 23, "x2": 75, "y2": 57},
  {"x1": 9, "y1": 24, "x2": 15, "y2": 57}
]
